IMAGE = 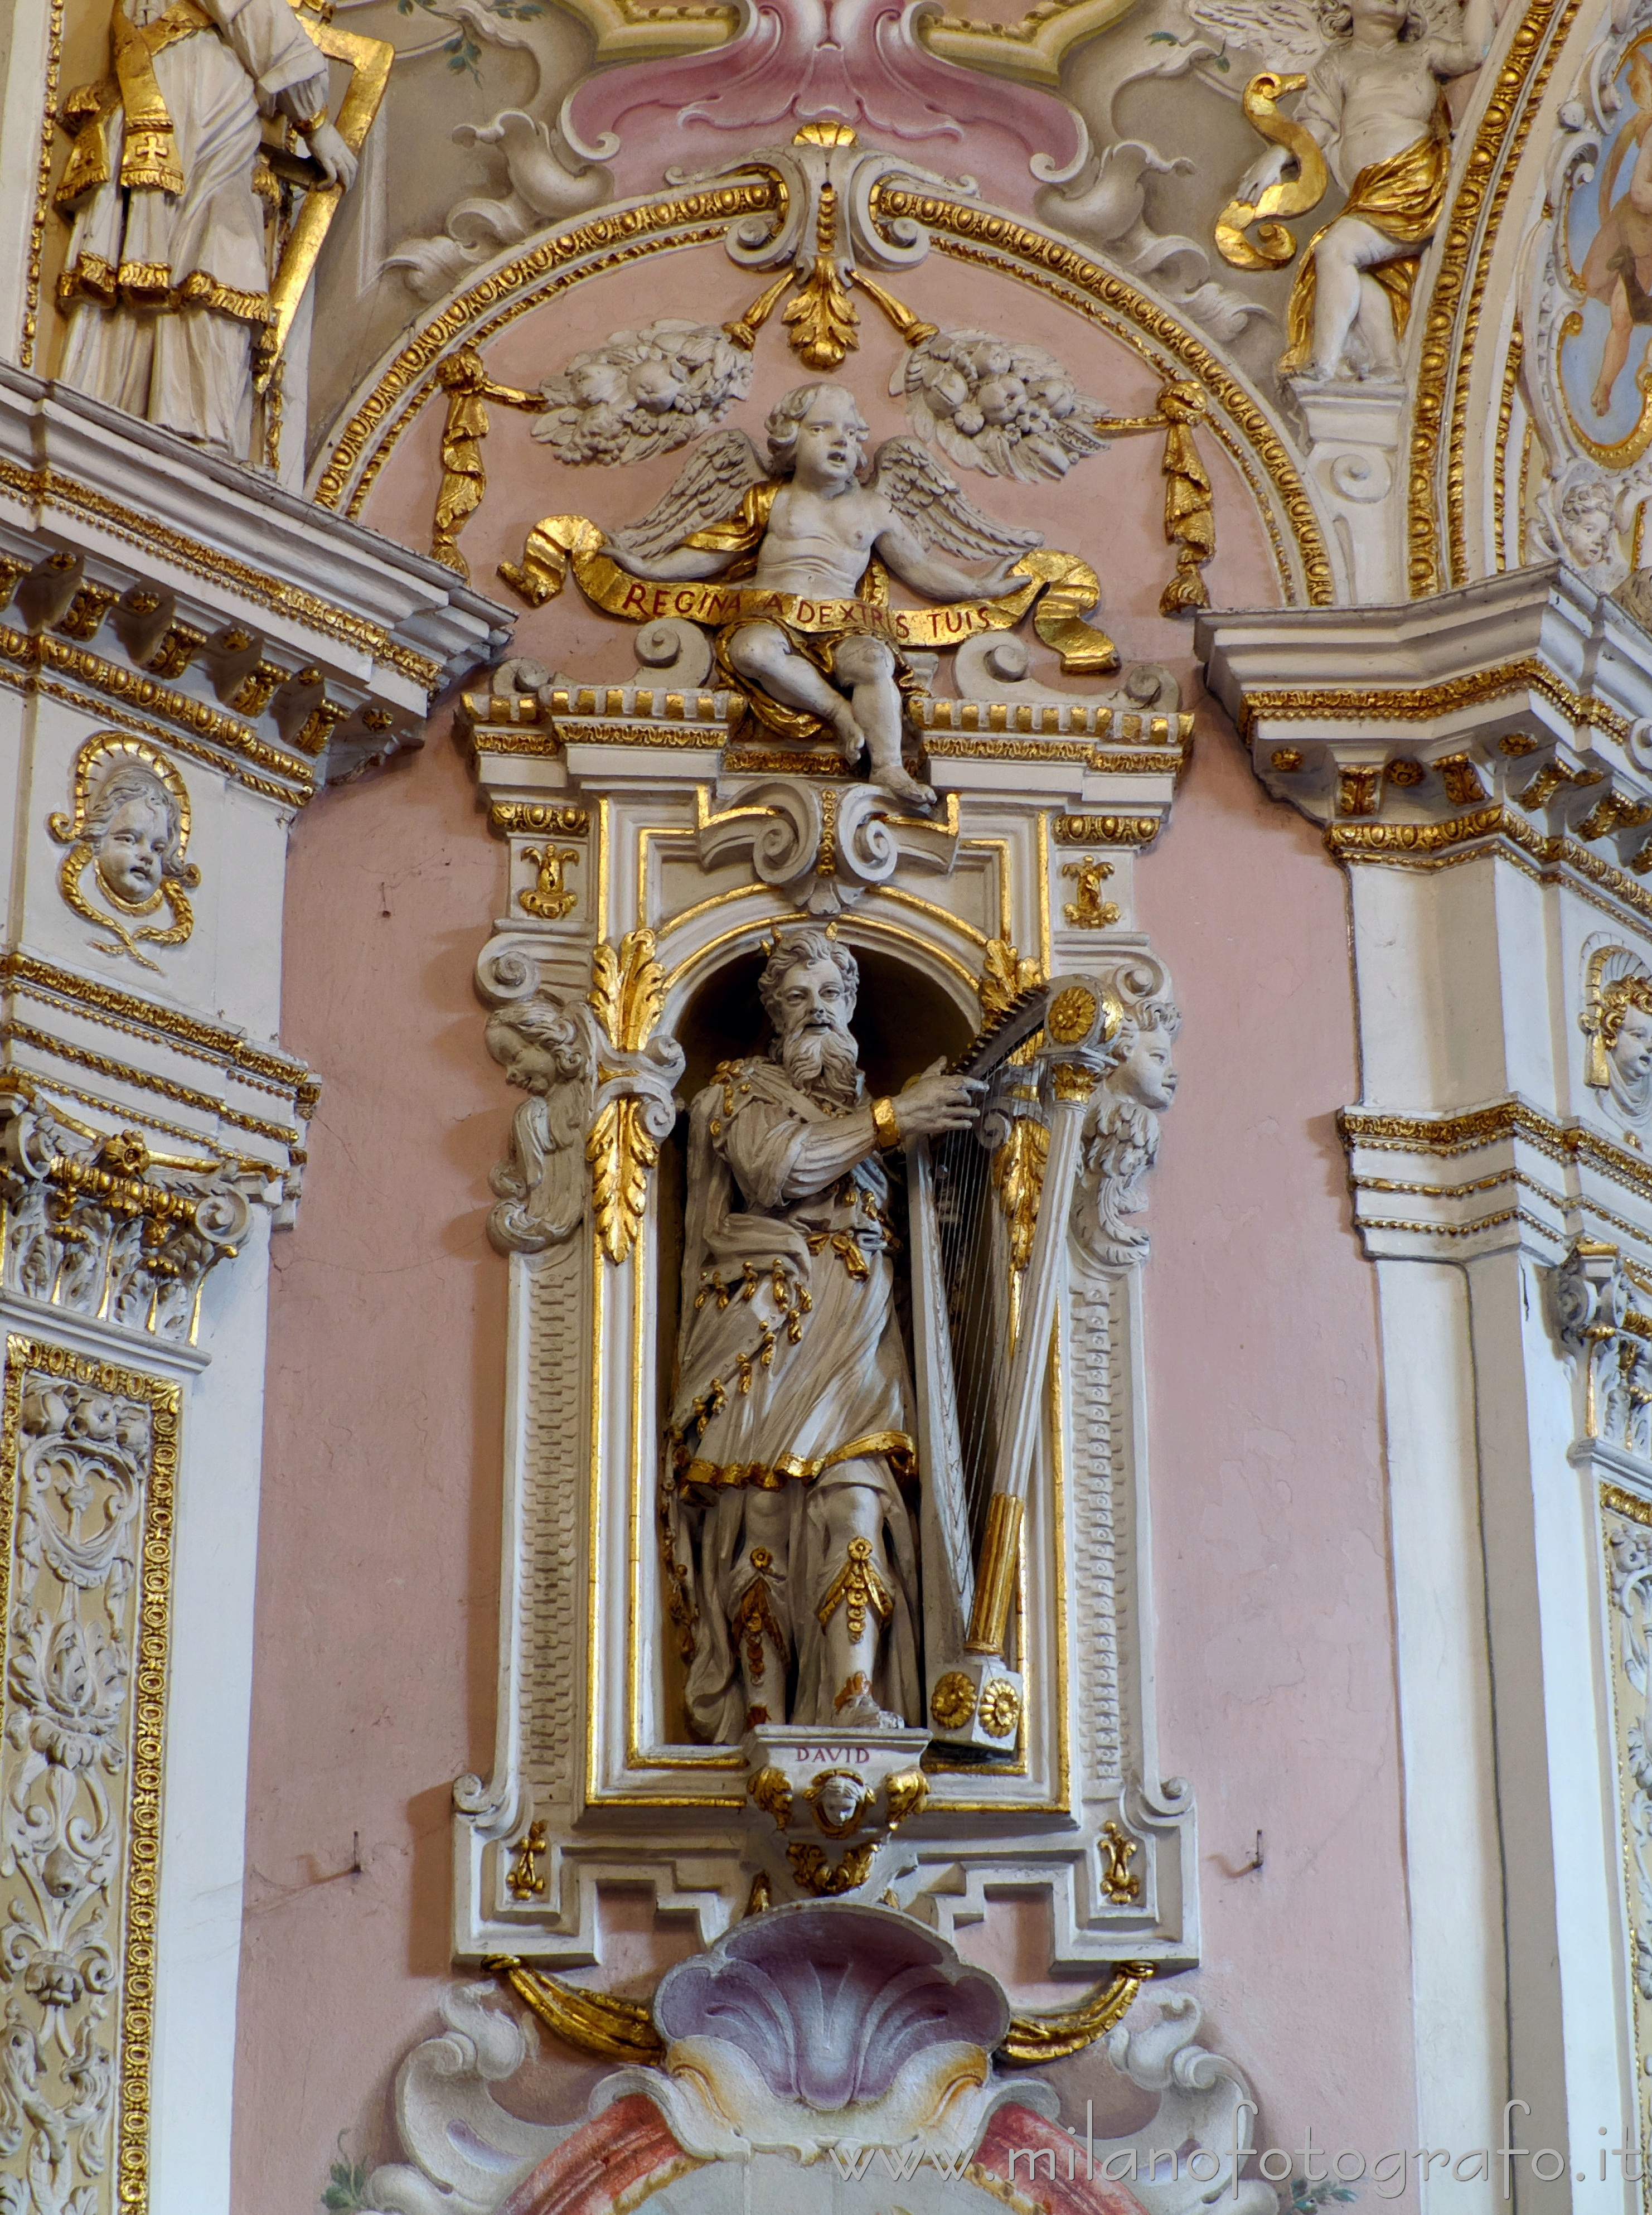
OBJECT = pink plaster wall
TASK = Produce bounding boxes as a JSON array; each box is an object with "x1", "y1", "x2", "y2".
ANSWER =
[
  {"x1": 1139, "y1": 718, "x2": 1414, "y2": 2172},
  {"x1": 230, "y1": 731, "x2": 509, "y2": 2208}
]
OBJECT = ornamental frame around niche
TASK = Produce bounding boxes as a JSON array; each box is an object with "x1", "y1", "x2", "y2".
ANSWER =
[{"x1": 458, "y1": 771, "x2": 1198, "y2": 1978}]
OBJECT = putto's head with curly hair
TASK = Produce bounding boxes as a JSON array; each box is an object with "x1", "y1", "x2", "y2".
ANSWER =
[{"x1": 764, "y1": 383, "x2": 870, "y2": 478}]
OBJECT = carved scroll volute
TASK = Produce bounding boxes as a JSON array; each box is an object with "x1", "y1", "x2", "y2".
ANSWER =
[
  {"x1": 478, "y1": 939, "x2": 684, "y2": 1262},
  {"x1": 585, "y1": 930, "x2": 685, "y2": 1265}
]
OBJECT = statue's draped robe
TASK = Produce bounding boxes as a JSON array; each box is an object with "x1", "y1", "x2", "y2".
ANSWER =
[
  {"x1": 59, "y1": 0, "x2": 332, "y2": 451},
  {"x1": 667, "y1": 1057, "x2": 921, "y2": 1741},
  {"x1": 1277, "y1": 57, "x2": 1452, "y2": 377}
]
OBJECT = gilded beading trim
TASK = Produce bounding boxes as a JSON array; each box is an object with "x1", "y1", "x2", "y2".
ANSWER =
[
  {"x1": 22, "y1": 0, "x2": 66, "y2": 370},
  {"x1": 1237, "y1": 657, "x2": 1630, "y2": 743},
  {"x1": 1340, "y1": 1095, "x2": 1652, "y2": 1208},
  {"x1": 0, "y1": 659, "x2": 301, "y2": 807},
  {"x1": 2, "y1": 952, "x2": 312, "y2": 1096},
  {"x1": 0, "y1": 460, "x2": 440, "y2": 689},
  {"x1": 874, "y1": 194, "x2": 1329, "y2": 605},
  {"x1": 1324, "y1": 802, "x2": 1652, "y2": 932},
  {"x1": 1407, "y1": 0, "x2": 1580, "y2": 595},
  {"x1": 0, "y1": 621, "x2": 313, "y2": 791},
  {"x1": 313, "y1": 188, "x2": 779, "y2": 514},
  {"x1": 0, "y1": 1334, "x2": 180, "y2": 2215},
  {"x1": 1, "y1": 1023, "x2": 301, "y2": 1148},
  {"x1": 22, "y1": 1071, "x2": 272, "y2": 1169},
  {"x1": 1443, "y1": 0, "x2": 1580, "y2": 588},
  {"x1": 1493, "y1": 320, "x2": 1523, "y2": 571}
]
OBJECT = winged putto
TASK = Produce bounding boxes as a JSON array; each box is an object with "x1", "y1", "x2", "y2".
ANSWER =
[
  {"x1": 1204, "y1": 0, "x2": 1491, "y2": 381},
  {"x1": 502, "y1": 380, "x2": 1118, "y2": 810}
]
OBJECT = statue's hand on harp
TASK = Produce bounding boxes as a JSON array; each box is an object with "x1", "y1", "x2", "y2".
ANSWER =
[{"x1": 877, "y1": 1060, "x2": 983, "y2": 1149}]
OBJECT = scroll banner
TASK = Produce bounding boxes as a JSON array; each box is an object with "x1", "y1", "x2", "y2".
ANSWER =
[{"x1": 500, "y1": 516, "x2": 1120, "y2": 675}]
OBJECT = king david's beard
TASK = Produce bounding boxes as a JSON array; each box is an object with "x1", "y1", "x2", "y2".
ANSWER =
[{"x1": 776, "y1": 1021, "x2": 863, "y2": 1110}]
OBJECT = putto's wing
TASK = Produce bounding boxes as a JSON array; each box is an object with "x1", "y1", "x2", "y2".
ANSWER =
[
  {"x1": 871, "y1": 437, "x2": 1045, "y2": 560},
  {"x1": 1186, "y1": 0, "x2": 1324, "y2": 70},
  {"x1": 608, "y1": 429, "x2": 768, "y2": 560},
  {"x1": 1413, "y1": 0, "x2": 1471, "y2": 45}
]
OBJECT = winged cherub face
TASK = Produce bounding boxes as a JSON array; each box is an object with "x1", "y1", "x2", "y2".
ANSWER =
[{"x1": 792, "y1": 389, "x2": 867, "y2": 492}]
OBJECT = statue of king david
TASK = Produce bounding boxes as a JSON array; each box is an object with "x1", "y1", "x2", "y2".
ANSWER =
[{"x1": 666, "y1": 928, "x2": 979, "y2": 1739}]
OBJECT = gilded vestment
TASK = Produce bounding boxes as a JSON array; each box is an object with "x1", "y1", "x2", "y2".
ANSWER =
[{"x1": 667, "y1": 1057, "x2": 921, "y2": 1742}]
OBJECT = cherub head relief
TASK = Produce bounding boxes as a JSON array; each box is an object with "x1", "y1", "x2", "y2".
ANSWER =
[
  {"x1": 1537, "y1": 470, "x2": 1629, "y2": 590},
  {"x1": 1102, "y1": 962, "x2": 1183, "y2": 1113},
  {"x1": 485, "y1": 995, "x2": 588, "y2": 1095},
  {"x1": 764, "y1": 383, "x2": 869, "y2": 486},
  {"x1": 1583, "y1": 944, "x2": 1652, "y2": 1129},
  {"x1": 49, "y1": 735, "x2": 198, "y2": 971}
]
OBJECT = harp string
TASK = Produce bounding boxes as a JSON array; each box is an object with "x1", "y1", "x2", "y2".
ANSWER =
[{"x1": 932, "y1": 1027, "x2": 1033, "y2": 1561}]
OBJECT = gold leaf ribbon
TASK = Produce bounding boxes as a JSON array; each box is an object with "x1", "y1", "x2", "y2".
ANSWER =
[{"x1": 500, "y1": 516, "x2": 1118, "y2": 675}]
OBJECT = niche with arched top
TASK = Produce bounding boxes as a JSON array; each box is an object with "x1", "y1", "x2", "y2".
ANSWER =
[{"x1": 648, "y1": 939, "x2": 975, "y2": 1744}]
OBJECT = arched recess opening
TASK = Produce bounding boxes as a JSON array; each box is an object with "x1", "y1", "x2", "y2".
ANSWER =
[{"x1": 647, "y1": 930, "x2": 976, "y2": 1744}]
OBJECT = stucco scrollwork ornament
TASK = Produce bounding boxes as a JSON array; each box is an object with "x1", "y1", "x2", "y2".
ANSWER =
[
  {"x1": 677, "y1": 125, "x2": 962, "y2": 374},
  {"x1": 1204, "y1": 0, "x2": 1493, "y2": 383},
  {"x1": 1552, "y1": 1236, "x2": 1652, "y2": 1456},
  {"x1": 531, "y1": 318, "x2": 757, "y2": 467},
  {"x1": 0, "y1": 1339, "x2": 180, "y2": 2214},
  {"x1": 1581, "y1": 939, "x2": 1652, "y2": 1133},
  {"x1": 1073, "y1": 955, "x2": 1182, "y2": 1269},
  {"x1": 478, "y1": 941, "x2": 684, "y2": 1264},
  {"x1": 697, "y1": 776, "x2": 959, "y2": 917},
  {"x1": 49, "y1": 734, "x2": 198, "y2": 972}
]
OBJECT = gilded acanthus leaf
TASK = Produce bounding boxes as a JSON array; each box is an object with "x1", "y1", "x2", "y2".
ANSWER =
[
  {"x1": 782, "y1": 182, "x2": 859, "y2": 372},
  {"x1": 587, "y1": 1096, "x2": 658, "y2": 1265},
  {"x1": 978, "y1": 937, "x2": 1043, "y2": 1021},
  {"x1": 992, "y1": 1115, "x2": 1050, "y2": 1276},
  {"x1": 783, "y1": 262, "x2": 859, "y2": 371},
  {"x1": 588, "y1": 927, "x2": 666, "y2": 1053}
]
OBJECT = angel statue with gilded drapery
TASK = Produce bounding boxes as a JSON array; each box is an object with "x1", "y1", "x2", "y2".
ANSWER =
[
  {"x1": 665, "y1": 927, "x2": 980, "y2": 1739},
  {"x1": 564, "y1": 380, "x2": 1060, "y2": 811},
  {"x1": 55, "y1": 0, "x2": 359, "y2": 453},
  {"x1": 1207, "y1": 0, "x2": 1492, "y2": 381}
]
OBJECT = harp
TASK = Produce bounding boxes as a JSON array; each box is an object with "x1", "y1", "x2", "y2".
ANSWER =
[{"x1": 907, "y1": 975, "x2": 1115, "y2": 1749}]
